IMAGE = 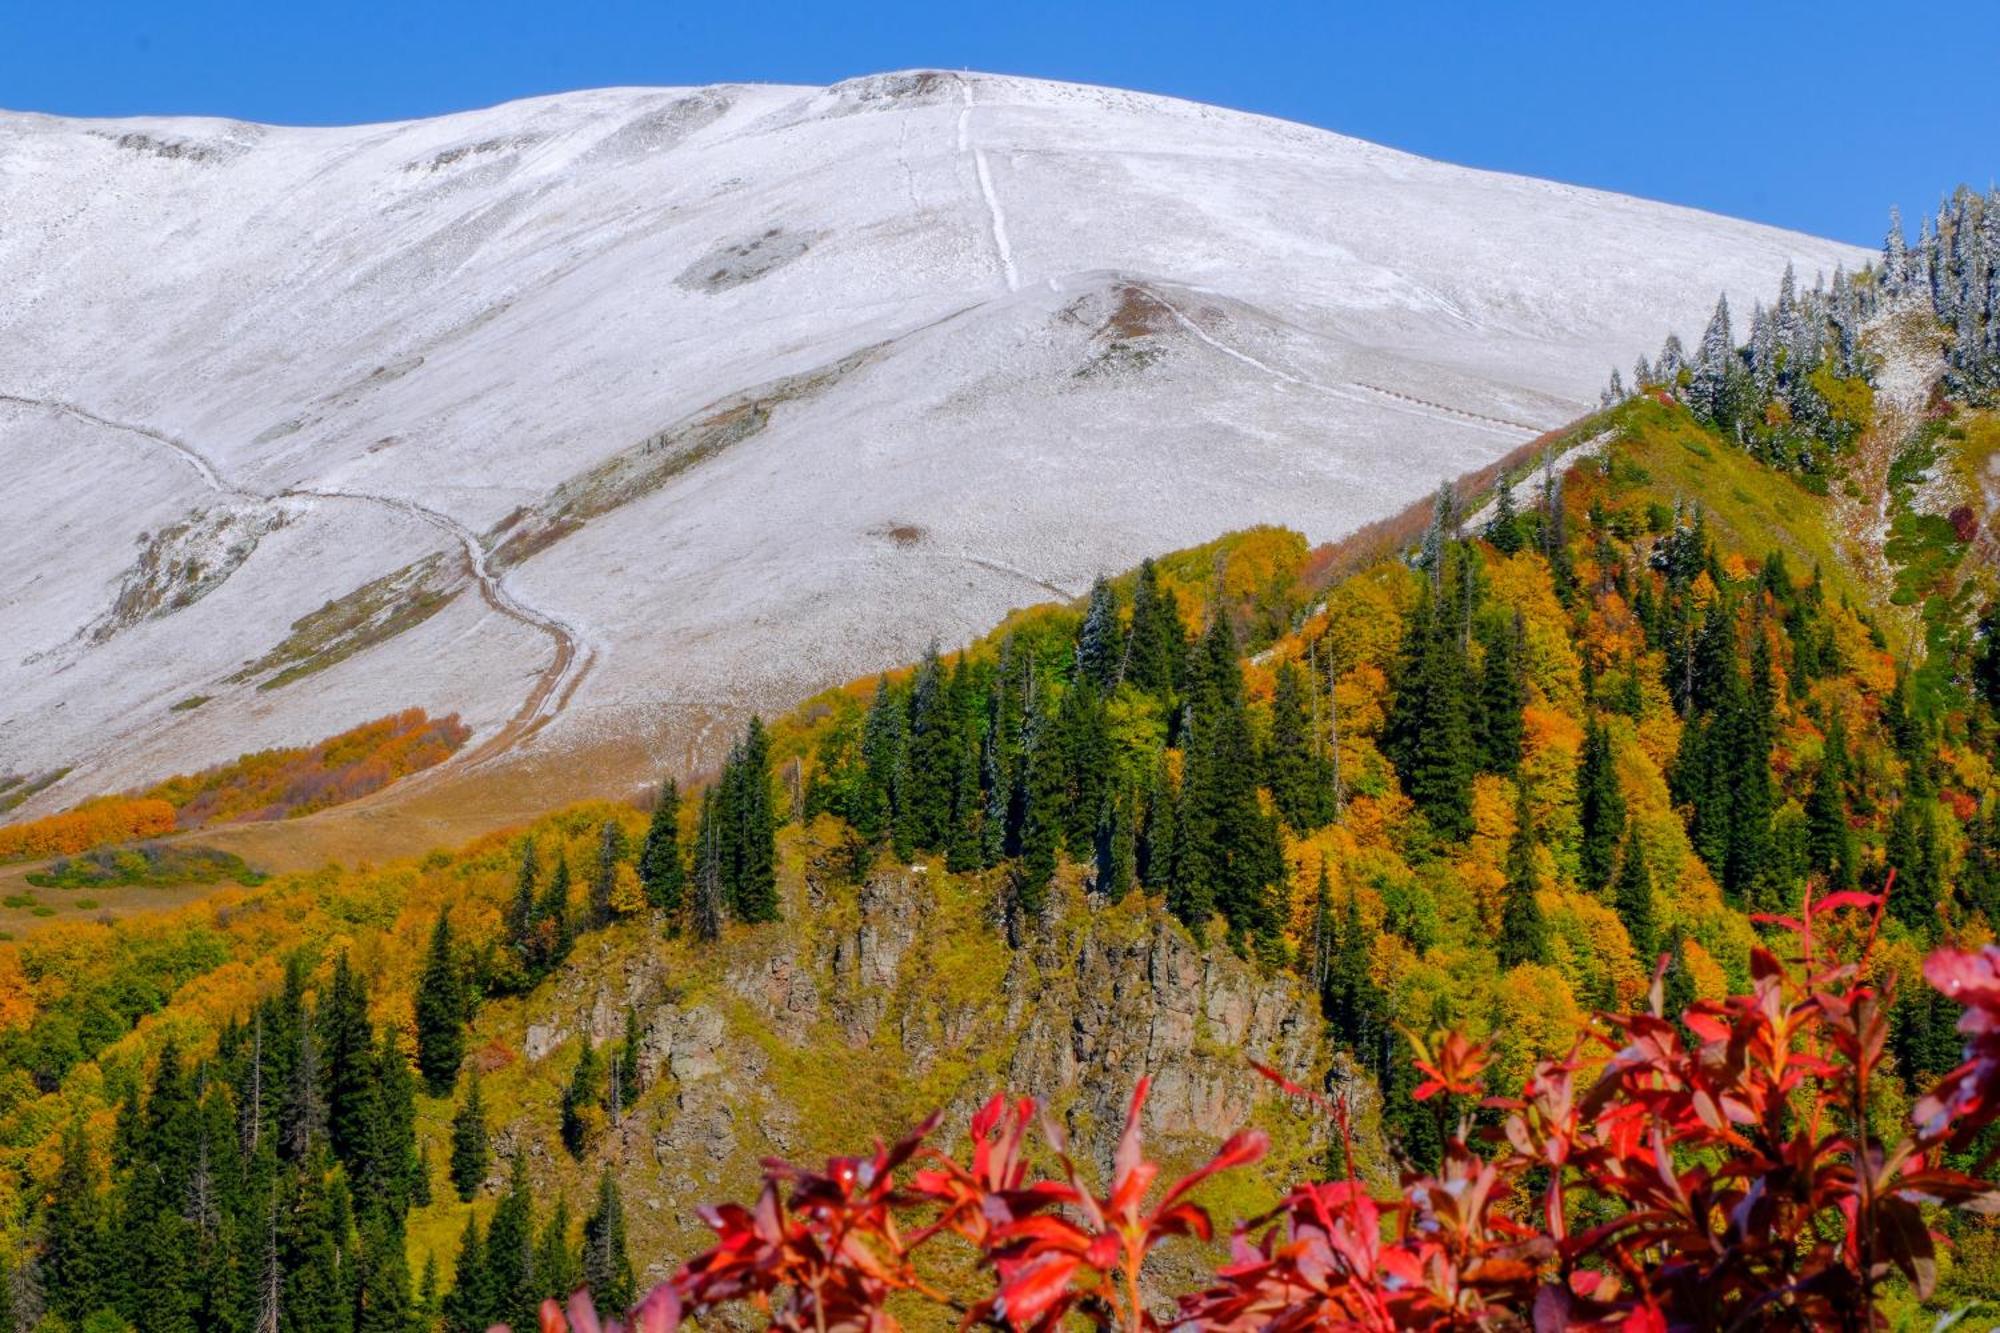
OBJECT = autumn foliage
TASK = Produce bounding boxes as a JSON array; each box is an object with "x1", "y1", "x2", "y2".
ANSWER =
[
  {"x1": 523, "y1": 892, "x2": 2000, "y2": 1332},
  {"x1": 0, "y1": 708, "x2": 468, "y2": 861},
  {"x1": 0, "y1": 796, "x2": 177, "y2": 862}
]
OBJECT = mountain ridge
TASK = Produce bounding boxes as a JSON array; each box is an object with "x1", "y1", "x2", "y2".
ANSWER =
[{"x1": 0, "y1": 70, "x2": 1866, "y2": 838}]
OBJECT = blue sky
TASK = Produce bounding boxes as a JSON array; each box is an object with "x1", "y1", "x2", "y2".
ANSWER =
[{"x1": 4, "y1": 1, "x2": 1993, "y2": 245}]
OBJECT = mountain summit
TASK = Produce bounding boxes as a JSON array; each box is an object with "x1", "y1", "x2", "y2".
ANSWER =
[{"x1": 0, "y1": 71, "x2": 1862, "y2": 829}]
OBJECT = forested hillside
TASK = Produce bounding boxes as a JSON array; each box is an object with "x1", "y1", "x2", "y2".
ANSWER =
[{"x1": 3, "y1": 193, "x2": 2000, "y2": 1329}]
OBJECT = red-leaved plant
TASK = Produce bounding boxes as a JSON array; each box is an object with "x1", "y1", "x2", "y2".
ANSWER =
[{"x1": 511, "y1": 888, "x2": 2000, "y2": 1332}]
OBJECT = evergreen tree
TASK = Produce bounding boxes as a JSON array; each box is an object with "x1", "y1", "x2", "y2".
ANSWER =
[
  {"x1": 946, "y1": 712, "x2": 985, "y2": 874},
  {"x1": 1385, "y1": 585, "x2": 1477, "y2": 841},
  {"x1": 277, "y1": 1145, "x2": 356, "y2": 1333},
  {"x1": 41, "y1": 1120, "x2": 106, "y2": 1326},
  {"x1": 1576, "y1": 717, "x2": 1626, "y2": 893},
  {"x1": 589, "y1": 819, "x2": 627, "y2": 929},
  {"x1": 1804, "y1": 714, "x2": 1857, "y2": 889},
  {"x1": 416, "y1": 1252, "x2": 441, "y2": 1333},
  {"x1": 1497, "y1": 788, "x2": 1550, "y2": 968},
  {"x1": 534, "y1": 856, "x2": 576, "y2": 974},
  {"x1": 354, "y1": 1210, "x2": 412, "y2": 1333},
  {"x1": 1058, "y1": 679, "x2": 1113, "y2": 858},
  {"x1": 691, "y1": 787, "x2": 726, "y2": 943},
  {"x1": 414, "y1": 910, "x2": 469, "y2": 1096},
  {"x1": 1266, "y1": 660, "x2": 1333, "y2": 832},
  {"x1": 730, "y1": 718, "x2": 781, "y2": 923},
  {"x1": 440, "y1": 1212, "x2": 492, "y2": 1333},
  {"x1": 1485, "y1": 473, "x2": 1523, "y2": 554},
  {"x1": 319, "y1": 952, "x2": 376, "y2": 1168},
  {"x1": 450, "y1": 1077, "x2": 490, "y2": 1202},
  {"x1": 485, "y1": 1156, "x2": 537, "y2": 1333},
  {"x1": 1327, "y1": 886, "x2": 1384, "y2": 1075},
  {"x1": 534, "y1": 1201, "x2": 579, "y2": 1320},
  {"x1": 582, "y1": 1169, "x2": 635, "y2": 1318},
  {"x1": 356, "y1": 1025, "x2": 419, "y2": 1215},
  {"x1": 1124, "y1": 559, "x2": 1185, "y2": 696},
  {"x1": 902, "y1": 646, "x2": 957, "y2": 851},
  {"x1": 1175, "y1": 616, "x2": 1284, "y2": 945},
  {"x1": 1885, "y1": 794, "x2": 1943, "y2": 933},
  {"x1": 1015, "y1": 684, "x2": 1064, "y2": 918},
  {"x1": 638, "y1": 778, "x2": 686, "y2": 917},
  {"x1": 1686, "y1": 294, "x2": 1737, "y2": 426},
  {"x1": 1477, "y1": 611, "x2": 1528, "y2": 775},
  {"x1": 506, "y1": 839, "x2": 541, "y2": 964},
  {"x1": 857, "y1": 676, "x2": 905, "y2": 846},
  {"x1": 1613, "y1": 819, "x2": 1658, "y2": 963},
  {"x1": 281, "y1": 1010, "x2": 328, "y2": 1162},
  {"x1": 1075, "y1": 576, "x2": 1123, "y2": 689},
  {"x1": 560, "y1": 1039, "x2": 601, "y2": 1158}
]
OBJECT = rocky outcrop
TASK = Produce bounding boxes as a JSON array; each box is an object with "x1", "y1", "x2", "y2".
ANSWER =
[{"x1": 482, "y1": 840, "x2": 1330, "y2": 1283}]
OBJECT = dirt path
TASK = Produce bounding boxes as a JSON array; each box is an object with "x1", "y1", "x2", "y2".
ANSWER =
[
  {"x1": 956, "y1": 76, "x2": 1020, "y2": 293},
  {"x1": 1148, "y1": 293, "x2": 1541, "y2": 440},
  {"x1": 1, "y1": 392, "x2": 592, "y2": 776}
]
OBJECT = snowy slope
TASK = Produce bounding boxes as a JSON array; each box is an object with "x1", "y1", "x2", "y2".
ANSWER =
[{"x1": 0, "y1": 71, "x2": 1867, "y2": 815}]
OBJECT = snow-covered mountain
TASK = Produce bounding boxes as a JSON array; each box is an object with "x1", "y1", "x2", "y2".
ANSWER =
[{"x1": 0, "y1": 71, "x2": 1867, "y2": 822}]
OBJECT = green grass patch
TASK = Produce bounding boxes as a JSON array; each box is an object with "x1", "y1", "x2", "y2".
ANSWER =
[
  {"x1": 1595, "y1": 397, "x2": 1865, "y2": 610},
  {"x1": 0, "y1": 767, "x2": 70, "y2": 815},
  {"x1": 24, "y1": 844, "x2": 265, "y2": 891},
  {"x1": 169, "y1": 694, "x2": 211, "y2": 712}
]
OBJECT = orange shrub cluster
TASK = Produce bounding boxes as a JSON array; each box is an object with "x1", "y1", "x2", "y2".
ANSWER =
[
  {"x1": 0, "y1": 709, "x2": 469, "y2": 862},
  {"x1": 0, "y1": 797, "x2": 177, "y2": 862},
  {"x1": 146, "y1": 707, "x2": 470, "y2": 826}
]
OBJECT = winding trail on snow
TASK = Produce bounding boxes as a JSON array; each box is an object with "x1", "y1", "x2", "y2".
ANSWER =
[
  {"x1": 957, "y1": 77, "x2": 1020, "y2": 293},
  {"x1": 0, "y1": 391, "x2": 589, "y2": 770},
  {"x1": 1148, "y1": 295, "x2": 1541, "y2": 438}
]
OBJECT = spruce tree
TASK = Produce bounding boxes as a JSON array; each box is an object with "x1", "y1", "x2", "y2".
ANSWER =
[
  {"x1": 534, "y1": 1200, "x2": 580, "y2": 1317},
  {"x1": 1124, "y1": 559, "x2": 1185, "y2": 696},
  {"x1": 1058, "y1": 679, "x2": 1113, "y2": 858},
  {"x1": 1477, "y1": 611, "x2": 1527, "y2": 775},
  {"x1": 1176, "y1": 616, "x2": 1283, "y2": 945},
  {"x1": 1267, "y1": 660, "x2": 1332, "y2": 832},
  {"x1": 946, "y1": 718, "x2": 985, "y2": 873},
  {"x1": 441, "y1": 1211, "x2": 492, "y2": 1333},
  {"x1": 355, "y1": 1210, "x2": 413, "y2": 1333},
  {"x1": 731, "y1": 717, "x2": 780, "y2": 922},
  {"x1": 638, "y1": 778, "x2": 686, "y2": 916},
  {"x1": 1015, "y1": 684, "x2": 1064, "y2": 918},
  {"x1": 560, "y1": 1039, "x2": 601, "y2": 1158},
  {"x1": 41, "y1": 1120, "x2": 106, "y2": 1326},
  {"x1": 1485, "y1": 473, "x2": 1523, "y2": 554},
  {"x1": 1075, "y1": 576, "x2": 1123, "y2": 689},
  {"x1": 1613, "y1": 819, "x2": 1658, "y2": 963},
  {"x1": 506, "y1": 839, "x2": 541, "y2": 964},
  {"x1": 531, "y1": 856, "x2": 575, "y2": 975},
  {"x1": 582, "y1": 1169, "x2": 636, "y2": 1317},
  {"x1": 903, "y1": 646, "x2": 957, "y2": 850},
  {"x1": 1385, "y1": 585, "x2": 1477, "y2": 841},
  {"x1": 857, "y1": 677, "x2": 904, "y2": 846},
  {"x1": 1804, "y1": 714, "x2": 1857, "y2": 889},
  {"x1": 450, "y1": 1077, "x2": 490, "y2": 1202},
  {"x1": 414, "y1": 910, "x2": 469, "y2": 1096},
  {"x1": 1497, "y1": 788, "x2": 1550, "y2": 968},
  {"x1": 1576, "y1": 717, "x2": 1625, "y2": 893},
  {"x1": 318, "y1": 952, "x2": 376, "y2": 1167},
  {"x1": 589, "y1": 819, "x2": 627, "y2": 929},
  {"x1": 691, "y1": 787, "x2": 725, "y2": 942},
  {"x1": 485, "y1": 1155, "x2": 537, "y2": 1333}
]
